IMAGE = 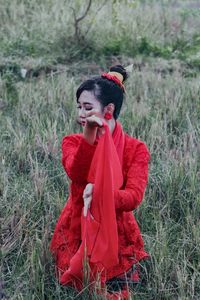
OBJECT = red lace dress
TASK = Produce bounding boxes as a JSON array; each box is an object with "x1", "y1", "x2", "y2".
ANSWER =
[{"x1": 50, "y1": 130, "x2": 150, "y2": 284}]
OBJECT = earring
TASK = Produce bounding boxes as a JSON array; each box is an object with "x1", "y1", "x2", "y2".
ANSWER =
[{"x1": 104, "y1": 112, "x2": 112, "y2": 120}]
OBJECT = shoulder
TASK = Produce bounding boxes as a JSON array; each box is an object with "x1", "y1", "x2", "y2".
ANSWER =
[
  {"x1": 124, "y1": 133, "x2": 150, "y2": 162},
  {"x1": 62, "y1": 133, "x2": 83, "y2": 146},
  {"x1": 61, "y1": 134, "x2": 84, "y2": 154},
  {"x1": 124, "y1": 133, "x2": 149, "y2": 151},
  {"x1": 62, "y1": 133, "x2": 96, "y2": 154}
]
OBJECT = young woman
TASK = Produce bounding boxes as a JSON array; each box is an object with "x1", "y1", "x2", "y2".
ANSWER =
[{"x1": 50, "y1": 65, "x2": 150, "y2": 299}]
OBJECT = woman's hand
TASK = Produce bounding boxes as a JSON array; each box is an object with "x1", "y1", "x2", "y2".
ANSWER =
[
  {"x1": 85, "y1": 113, "x2": 103, "y2": 128},
  {"x1": 83, "y1": 183, "x2": 93, "y2": 216}
]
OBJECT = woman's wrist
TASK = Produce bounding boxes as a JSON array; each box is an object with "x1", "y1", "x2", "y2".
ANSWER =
[{"x1": 83, "y1": 125, "x2": 97, "y2": 145}]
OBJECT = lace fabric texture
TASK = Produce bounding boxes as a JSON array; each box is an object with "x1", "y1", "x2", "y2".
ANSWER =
[{"x1": 50, "y1": 124, "x2": 150, "y2": 286}]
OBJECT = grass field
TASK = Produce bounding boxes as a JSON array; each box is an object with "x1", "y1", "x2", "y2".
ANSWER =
[{"x1": 1, "y1": 1, "x2": 200, "y2": 299}]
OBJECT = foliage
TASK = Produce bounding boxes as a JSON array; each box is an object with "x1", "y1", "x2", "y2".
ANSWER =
[{"x1": 1, "y1": 0, "x2": 200, "y2": 299}]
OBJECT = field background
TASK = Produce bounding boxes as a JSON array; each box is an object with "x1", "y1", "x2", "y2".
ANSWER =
[{"x1": 1, "y1": 0, "x2": 200, "y2": 299}]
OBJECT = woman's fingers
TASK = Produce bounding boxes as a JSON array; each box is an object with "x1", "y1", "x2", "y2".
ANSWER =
[
  {"x1": 83, "y1": 183, "x2": 93, "y2": 216},
  {"x1": 84, "y1": 195, "x2": 92, "y2": 206},
  {"x1": 83, "y1": 195, "x2": 92, "y2": 216},
  {"x1": 86, "y1": 115, "x2": 103, "y2": 127},
  {"x1": 85, "y1": 110, "x2": 102, "y2": 118},
  {"x1": 83, "y1": 183, "x2": 93, "y2": 197}
]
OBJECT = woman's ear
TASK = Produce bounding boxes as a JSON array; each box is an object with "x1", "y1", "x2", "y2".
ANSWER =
[{"x1": 104, "y1": 103, "x2": 115, "y2": 116}]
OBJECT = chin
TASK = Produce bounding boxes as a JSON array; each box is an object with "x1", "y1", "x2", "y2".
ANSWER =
[{"x1": 77, "y1": 119, "x2": 85, "y2": 126}]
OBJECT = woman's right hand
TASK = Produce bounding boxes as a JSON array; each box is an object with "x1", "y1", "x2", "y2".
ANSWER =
[{"x1": 85, "y1": 112, "x2": 103, "y2": 128}]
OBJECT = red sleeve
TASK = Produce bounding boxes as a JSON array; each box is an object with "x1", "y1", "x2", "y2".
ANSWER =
[
  {"x1": 115, "y1": 142, "x2": 150, "y2": 212},
  {"x1": 62, "y1": 135, "x2": 96, "y2": 183}
]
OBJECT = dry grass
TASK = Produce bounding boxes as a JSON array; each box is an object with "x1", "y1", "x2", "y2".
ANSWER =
[{"x1": 1, "y1": 1, "x2": 200, "y2": 299}]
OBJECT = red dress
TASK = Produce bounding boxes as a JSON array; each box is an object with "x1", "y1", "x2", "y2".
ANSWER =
[{"x1": 50, "y1": 126, "x2": 150, "y2": 284}]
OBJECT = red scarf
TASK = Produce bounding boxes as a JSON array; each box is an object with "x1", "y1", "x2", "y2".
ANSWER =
[{"x1": 60, "y1": 122, "x2": 125, "y2": 289}]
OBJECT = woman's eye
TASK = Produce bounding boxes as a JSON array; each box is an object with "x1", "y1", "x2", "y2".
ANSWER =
[{"x1": 77, "y1": 106, "x2": 92, "y2": 110}]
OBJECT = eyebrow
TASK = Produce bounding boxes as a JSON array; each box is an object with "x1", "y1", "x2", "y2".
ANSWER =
[{"x1": 77, "y1": 101, "x2": 93, "y2": 105}]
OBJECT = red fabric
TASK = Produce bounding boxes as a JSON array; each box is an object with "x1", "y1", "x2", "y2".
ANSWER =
[
  {"x1": 87, "y1": 123, "x2": 124, "y2": 267},
  {"x1": 50, "y1": 122, "x2": 150, "y2": 288},
  {"x1": 59, "y1": 122, "x2": 124, "y2": 288}
]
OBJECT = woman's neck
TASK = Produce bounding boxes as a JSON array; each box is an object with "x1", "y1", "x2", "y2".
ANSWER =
[
  {"x1": 108, "y1": 119, "x2": 116, "y2": 134},
  {"x1": 97, "y1": 119, "x2": 116, "y2": 138}
]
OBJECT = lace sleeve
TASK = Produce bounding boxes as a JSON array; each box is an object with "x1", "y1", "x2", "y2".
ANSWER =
[
  {"x1": 114, "y1": 142, "x2": 150, "y2": 212},
  {"x1": 62, "y1": 135, "x2": 96, "y2": 183}
]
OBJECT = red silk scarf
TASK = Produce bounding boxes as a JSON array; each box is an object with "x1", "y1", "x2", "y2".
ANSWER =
[{"x1": 60, "y1": 122, "x2": 125, "y2": 289}]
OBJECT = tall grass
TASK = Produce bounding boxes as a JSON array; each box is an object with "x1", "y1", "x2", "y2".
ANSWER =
[
  {"x1": 1, "y1": 0, "x2": 200, "y2": 64},
  {"x1": 1, "y1": 0, "x2": 200, "y2": 299}
]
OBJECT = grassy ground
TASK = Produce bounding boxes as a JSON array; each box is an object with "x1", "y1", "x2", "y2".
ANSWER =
[{"x1": 1, "y1": 1, "x2": 200, "y2": 299}]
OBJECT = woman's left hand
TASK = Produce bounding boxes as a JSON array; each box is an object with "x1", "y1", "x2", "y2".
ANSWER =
[{"x1": 83, "y1": 183, "x2": 94, "y2": 216}]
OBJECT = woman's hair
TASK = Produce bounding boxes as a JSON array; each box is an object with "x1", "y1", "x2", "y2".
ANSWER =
[{"x1": 76, "y1": 65, "x2": 128, "y2": 119}]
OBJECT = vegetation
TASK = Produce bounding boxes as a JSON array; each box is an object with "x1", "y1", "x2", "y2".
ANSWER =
[{"x1": 1, "y1": 0, "x2": 200, "y2": 299}]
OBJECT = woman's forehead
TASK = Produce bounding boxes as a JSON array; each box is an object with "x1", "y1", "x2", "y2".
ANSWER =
[{"x1": 78, "y1": 90, "x2": 99, "y2": 104}]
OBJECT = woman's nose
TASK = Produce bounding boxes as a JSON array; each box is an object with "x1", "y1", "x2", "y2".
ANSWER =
[{"x1": 79, "y1": 107, "x2": 86, "y2": 118}]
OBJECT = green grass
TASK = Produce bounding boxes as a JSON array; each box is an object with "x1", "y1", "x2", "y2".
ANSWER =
[{"x1": 1, "y1": 1, "x2": 200, "y2": 299}]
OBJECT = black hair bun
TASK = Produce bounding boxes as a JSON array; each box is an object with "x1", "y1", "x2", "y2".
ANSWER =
[{"x1": 109, "y1": 65, "x2": 128, "y2": 83}]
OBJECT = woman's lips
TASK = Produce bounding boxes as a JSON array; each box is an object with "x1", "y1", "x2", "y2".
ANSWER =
[{"x1": 77, "y1": 119, "x2": 86, "y2": 126}]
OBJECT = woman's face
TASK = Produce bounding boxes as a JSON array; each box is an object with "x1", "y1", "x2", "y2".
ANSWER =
[{"x1": 77, "y1": 90, "x2": 104, "y2": 126}]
